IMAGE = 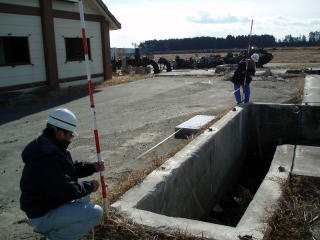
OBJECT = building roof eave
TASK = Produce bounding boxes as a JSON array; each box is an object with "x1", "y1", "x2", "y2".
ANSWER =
[{"x1": 94, "y1": 0, "x2": 121, "y2": 30}]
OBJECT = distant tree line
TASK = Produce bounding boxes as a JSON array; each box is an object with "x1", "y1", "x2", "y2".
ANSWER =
[{"x1": 139, "y1": 33, "x2": 320, "y2": 53}]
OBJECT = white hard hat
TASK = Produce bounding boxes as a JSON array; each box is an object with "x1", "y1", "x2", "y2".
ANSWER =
[
  {"x1": 47, "y1": 108, "x2": 78, "y2": 133},
  {"x1": 251, "y1": 53, "x2": 259, "y2": 63}
]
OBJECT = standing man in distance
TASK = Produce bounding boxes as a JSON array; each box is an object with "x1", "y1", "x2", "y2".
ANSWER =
[
  {"x1": 20, "y1": 108, "x2": 105, "y2": 240},
  {"x1": 231, "y1": 53, "x2": 259, "y2": 105}
]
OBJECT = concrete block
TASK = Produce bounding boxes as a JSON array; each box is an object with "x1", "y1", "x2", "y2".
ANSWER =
[
  {"x1": 175, "y1": 115, "x2": 215, "y2": 139},
  {"x1": 293, "y1": 146, "x2": 320, "y2": 177}
]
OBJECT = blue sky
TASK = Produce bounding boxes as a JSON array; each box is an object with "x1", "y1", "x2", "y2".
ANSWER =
[{"x1": 104, "y1": 0, "x2": 320, "y2": 48}]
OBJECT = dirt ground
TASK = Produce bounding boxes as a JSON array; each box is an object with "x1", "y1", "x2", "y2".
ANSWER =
[{"x1": 0, "y1": 47, "x2": 319, "y2": 239}]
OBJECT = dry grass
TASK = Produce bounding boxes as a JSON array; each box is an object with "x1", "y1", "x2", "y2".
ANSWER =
[
  {"x1": 263, "y1": 176, "x2": 320, "y2": 240},
  {"x1": 267, "y1": 47, "x2": 320, "y2": 63},
  {"x1": 85, "y1": 108, "x2": 233, "y2": 240},
  {"x1": 96, "y1": 74, "x2": 154, "y2": 89},
  {"x1": 87, "y1": 208, "x2": 206, "y2": 240}
]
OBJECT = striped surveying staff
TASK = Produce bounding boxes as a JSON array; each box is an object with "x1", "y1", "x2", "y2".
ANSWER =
[
  {"x1": 78, "y1": 0, "x2": 109, "y2": 215},
  {"x1": 243, "y1": 20, "x2": 254, "y2": 87}
]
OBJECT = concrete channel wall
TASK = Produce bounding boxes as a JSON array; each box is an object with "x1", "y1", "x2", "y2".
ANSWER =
[
  {"x1": 112, "y1": 103, "x2": 320, "y2": 240},
  {"x1": 249, "y1": 103, "x2": 320, "y2": 145}
]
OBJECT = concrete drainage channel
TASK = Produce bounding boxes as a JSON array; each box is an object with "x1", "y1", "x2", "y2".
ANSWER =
[{"x1": 112, "y1": 103, "x2": 320, "y2": 240}]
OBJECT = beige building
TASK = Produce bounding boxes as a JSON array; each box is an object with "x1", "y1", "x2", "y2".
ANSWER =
[{"x1": 0, "y1": 0, "x2": 121, "y2": 92}]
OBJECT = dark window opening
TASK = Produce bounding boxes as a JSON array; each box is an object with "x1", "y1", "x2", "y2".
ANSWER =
[
  {"x1": 0, "y1": 37, "x2": 31, "y2": 66},
  {"x1": 65, "y1": 38, "x2": 91, "y2": 62}
]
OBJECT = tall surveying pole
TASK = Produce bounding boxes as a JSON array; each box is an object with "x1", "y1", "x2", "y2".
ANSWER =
[
  {"x1": 243, "y1": 20, "x2": 254, "y2": 88},
  {"x1": 78, "y1": 0, "x2": 109, "y2": 215}
]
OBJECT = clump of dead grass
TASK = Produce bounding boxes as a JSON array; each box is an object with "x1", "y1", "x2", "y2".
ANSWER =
[
  {"x1": 263, "y1": 176, "x2": 320, "y2": 240},
  {"x1": 96, "y1": 74, "x2": 154, "y2": 89}
]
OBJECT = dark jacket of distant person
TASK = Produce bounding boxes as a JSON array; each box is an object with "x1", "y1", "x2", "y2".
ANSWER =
[{"x1": 231, "y1": 58, "x2": 256, "y2": 85}]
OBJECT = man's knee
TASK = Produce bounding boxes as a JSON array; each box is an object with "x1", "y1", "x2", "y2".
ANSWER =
[{"x1": 90, "y1": 204, "x2": 103, "y2": 224}]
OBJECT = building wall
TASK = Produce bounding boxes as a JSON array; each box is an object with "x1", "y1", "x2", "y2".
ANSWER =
[
  {"x1": 0, "y1": 13, "x2": 46, "y2": 87},
  {"x1": 54, "y1": 18, "x2": 103, "y2": 79},
  {"x1": 0, "y1": 0, "x2": 115, "y2": 91},
  {"x1": 0, "y1": 0, "x2": 39, "y2": 7}
]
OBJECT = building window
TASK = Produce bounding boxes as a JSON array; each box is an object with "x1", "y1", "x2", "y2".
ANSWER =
[
  {"x1": 0, "y1": 37, "x2": 31, "y2": 67},
  {"x1": 65, "y1": 38, "x2": 91, "y2": 62}
]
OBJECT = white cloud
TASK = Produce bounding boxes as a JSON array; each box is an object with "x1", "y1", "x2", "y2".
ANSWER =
[
  {"x1": 186, "y1": 12, "x2": 250, "y2": 24},
  {"x1": 106, "y1": 0, "x2": 320, "y2": 47}
]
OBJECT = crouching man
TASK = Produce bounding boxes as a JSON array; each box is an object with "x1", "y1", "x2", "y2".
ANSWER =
[{"x1": 20, "y1": 108, "x2": 105, "y2": 240}]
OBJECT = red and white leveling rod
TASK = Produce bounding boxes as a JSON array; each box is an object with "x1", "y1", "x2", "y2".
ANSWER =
[
  {"x1": 243, "y1": 20, "x2": 254, "y2": 87},
  {"x1": 78, "y1": 0, "x2": 109, "y2": 214}
]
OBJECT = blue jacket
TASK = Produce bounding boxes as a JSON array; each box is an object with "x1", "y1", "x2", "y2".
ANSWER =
[
  {"x1": 20, "y1": 134, "x2": 96, "y2": 218},
  {"x1": 231, "y1": 59, "x2": 256, "y2": 85}
]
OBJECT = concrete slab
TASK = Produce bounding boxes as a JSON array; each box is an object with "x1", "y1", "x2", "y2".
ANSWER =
[
  {"x1": 293, "y1": 146, "x2": 320, "y2": 177},
  {"x1": 158, "y1": 69, "x2": 216, "y2": 77},
  {"x1": 175, "y1": 115, "x2": 215, "y2": 138},
  {"x1": 271, "y1": 69, "x2": 287, "y2": 74}
]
